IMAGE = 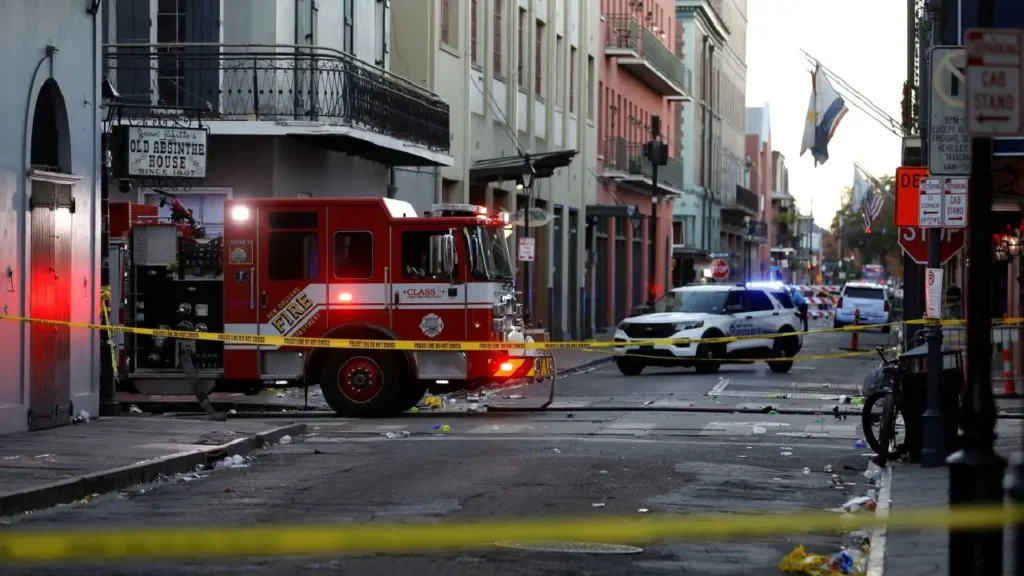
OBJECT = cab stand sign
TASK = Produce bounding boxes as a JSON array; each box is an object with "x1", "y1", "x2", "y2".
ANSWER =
[{"x1": 116, "y1": 126, "x2": 208, "y2": 179}]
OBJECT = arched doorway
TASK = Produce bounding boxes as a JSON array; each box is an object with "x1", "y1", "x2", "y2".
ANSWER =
[{"x1": 28, "y1": 78, "x2": 75, "y2": 431}]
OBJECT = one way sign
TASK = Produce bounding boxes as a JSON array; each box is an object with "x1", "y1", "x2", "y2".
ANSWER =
[{"x1": 966, "y1": 28, "x2": 1024, "y2": 137}]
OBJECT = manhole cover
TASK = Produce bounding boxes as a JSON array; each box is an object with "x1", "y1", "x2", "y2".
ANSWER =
[{"x1": 494, "y1": 541, "x2": 644, "y2": 554}]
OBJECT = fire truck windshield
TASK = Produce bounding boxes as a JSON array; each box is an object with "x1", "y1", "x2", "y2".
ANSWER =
[{"x1": 464, "y1": 225, "x2": 514, "y2": 280}]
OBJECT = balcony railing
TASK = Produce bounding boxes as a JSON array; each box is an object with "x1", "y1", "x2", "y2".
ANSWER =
[
  {"x1": 103, "y1": 44, "x2": 450, "y2": 152},
  {"x1": 734, "y1": 185, "x2": 760, "y2": 213},
  {"x1": 602, "y1": 137, "x2": 684, "y2": 192},
  {"x1": 747, "y1": 220, "x2": 769, "y2": 241},
  {"x1": 604, "y1": 15, "x2": 692, "y2": 98},
  {"x1": 639, "y1": 28, "x2": 693, "y2": 95}
]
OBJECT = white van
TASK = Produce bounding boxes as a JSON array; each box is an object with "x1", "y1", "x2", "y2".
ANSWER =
[{"x1": 834, "y1": 282, "x2": 891, "y2": 332}]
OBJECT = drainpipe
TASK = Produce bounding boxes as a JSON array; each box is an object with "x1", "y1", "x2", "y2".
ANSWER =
[{"x1": 387, "y1": 166, "x2": 397, "y2": 199}]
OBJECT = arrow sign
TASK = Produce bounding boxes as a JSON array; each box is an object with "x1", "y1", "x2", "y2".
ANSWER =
[
  {"x1": 943, "y1": 177, "x2": 969, "y2": 228},
  {"x1": 919, "y1": 177, "x2": 944, "y2": 227},
  {"x1": 966, "y1": 28, "x2": 1024, "y2": 137}
]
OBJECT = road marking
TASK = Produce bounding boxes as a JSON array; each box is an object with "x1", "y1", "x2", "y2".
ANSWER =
[{"x1": 709, "y1": 378, "x2": 730, "y2": 396}]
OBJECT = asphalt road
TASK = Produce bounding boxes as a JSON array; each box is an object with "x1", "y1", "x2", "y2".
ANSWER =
[{"x1": 2, "y1": 327, "x2": 891, "y2": 575}]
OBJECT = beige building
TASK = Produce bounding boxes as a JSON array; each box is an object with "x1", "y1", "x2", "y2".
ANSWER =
[{"x1": 391, "y1": 0, "x2": 601, "y2": 340}]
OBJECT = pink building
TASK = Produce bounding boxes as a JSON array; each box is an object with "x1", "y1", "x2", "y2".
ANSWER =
[
  {"x1": 745, "y1": 104, "x2": 773, "y2": 279},
  {"x1": 593, "y1": 0, "x2": 690, "y2": 331}
]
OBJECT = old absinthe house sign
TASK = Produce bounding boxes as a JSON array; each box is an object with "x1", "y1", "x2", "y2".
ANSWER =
[{"x1": 126, "y1": 126, "x2": 208, "y2": 178}]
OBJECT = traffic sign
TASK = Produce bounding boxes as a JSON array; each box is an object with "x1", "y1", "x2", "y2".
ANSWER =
[
  {"x1": 929, "y1": 47, "x2": 971, "y2": 175},
  {"x1": 918, "y1": 177, "x2": 944, "y2": 228},
  {"x1": 710, "y1": 259, "x2": 730, "y2": 280},
  {"x1": 966, "y1": 29, "x2": 1023, "y2": 136},
  {"x1": 894, "y1": 166, "x2": 929, "y2": 227},
  {"x1": 942, "y1": 177, "x2": 968, "y2": 227},
  {"x1": 898, "y1": 226, "x2": 965, "y2": 264},
  {"x1": 518, "y1": 237, "x2": 535, "y2": 262},
  {"x1": 925, "y1": 268, "x2": 944, "y2": 319}
]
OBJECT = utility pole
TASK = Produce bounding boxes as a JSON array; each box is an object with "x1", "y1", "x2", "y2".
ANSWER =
[
  {"x1": 645, "y1": 116, "x2": 667, "y2": 302},
  {"x1": 904, "y1": 0, "x2": 925, "y2": 351},
  {"x1": 947, "y1": 0, "x2": 1005, "y2": 574},
  {"x1": 921, "y1": 0, "x2": 945, "y2": 469}
]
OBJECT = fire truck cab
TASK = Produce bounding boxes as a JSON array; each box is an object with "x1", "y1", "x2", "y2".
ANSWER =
[{"x1": 114, "y1": 197, "x2": 536, "y2": 417}]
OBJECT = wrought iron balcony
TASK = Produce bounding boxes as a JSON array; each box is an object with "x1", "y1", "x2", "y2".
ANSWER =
[
  {"x1": 601, "y1": 137, "x2": 684, "y2": 193},
  {"x1": 103, "y1": 44, "x2": 450, "y2": 152},
  {"x1": 747, "y1": 220, "x2": 769, "y2": 242},
  {"x1": 722, "y1": 184, "x2": 760, "y2": 217},
  {"x1": 604, "y1": 16, "x2": 692, "y2": 101}
]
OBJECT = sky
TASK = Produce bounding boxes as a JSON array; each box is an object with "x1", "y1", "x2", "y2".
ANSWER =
[{"x1": 745, "y1": 0, "x2": 907, "y2": 228}]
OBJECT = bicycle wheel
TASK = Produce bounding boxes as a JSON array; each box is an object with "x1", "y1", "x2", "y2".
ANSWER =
[{"x1": 862, "y1": 390, "x2": 899, "y2": 457}]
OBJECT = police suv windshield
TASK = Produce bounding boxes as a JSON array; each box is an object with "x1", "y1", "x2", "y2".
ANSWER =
[
  {"x1": 464, "y1": 225, "x2": 515, "y2": 280},
  {"x1": 653, "y1": 290, "x2": 731, "y2": 314}
]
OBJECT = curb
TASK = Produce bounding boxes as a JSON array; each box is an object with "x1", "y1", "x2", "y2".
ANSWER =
[
  {"x1": 865, "y1": 465, "x2": 893, "y2": 576},
  {"x1": 0, "y1": 423, "x2": 305, "y2": 517}
]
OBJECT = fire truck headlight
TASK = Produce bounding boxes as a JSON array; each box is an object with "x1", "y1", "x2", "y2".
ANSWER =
[{"x1": 230, "y1": 206, "x2": 250, "y2": 221}]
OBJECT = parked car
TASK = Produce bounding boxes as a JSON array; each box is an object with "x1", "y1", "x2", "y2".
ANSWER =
[
  {"x1": 612, "y1": 283, "x2": 804, "y2": 376},
  {"x1": 834, "y1": 282, "x2": 892, "y2": 332}
]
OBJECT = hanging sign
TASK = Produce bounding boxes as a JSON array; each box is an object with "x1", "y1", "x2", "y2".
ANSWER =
[{"x1": 125, "y1": 126, "x2": 208, "y2": 178}]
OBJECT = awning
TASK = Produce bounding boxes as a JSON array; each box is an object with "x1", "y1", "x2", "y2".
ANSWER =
[{"x1": 470, "y1": 150, "x2": 578, "y2": 183}]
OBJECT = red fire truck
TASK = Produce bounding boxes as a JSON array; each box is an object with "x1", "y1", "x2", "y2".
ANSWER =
[{"x1": 109, "y1": 197, "x2": 540, "y2": 417}]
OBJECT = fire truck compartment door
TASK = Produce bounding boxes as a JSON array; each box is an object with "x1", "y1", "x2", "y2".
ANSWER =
[
  {"x1": 394, "y1": 228, "x2": 468, "y2": 344},
  {"x1": 257, "y1": 206, "x2": 328, "y2": 343}
]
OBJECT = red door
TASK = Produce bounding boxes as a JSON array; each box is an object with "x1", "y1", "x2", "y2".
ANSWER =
[
  {"x1": 28, "y1": 182, "x2": 73, "y2": 430},
  {"x1": 256, "y1": 205, "x2": 328, "y2": 345},
  {"x1": 392, "y1": 225, "x2": 467, "y2": 342}
]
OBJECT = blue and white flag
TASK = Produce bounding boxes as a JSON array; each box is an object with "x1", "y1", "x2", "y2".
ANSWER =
[{"x1": 800, "y1": 63, "x2": 848, "y2": 166}]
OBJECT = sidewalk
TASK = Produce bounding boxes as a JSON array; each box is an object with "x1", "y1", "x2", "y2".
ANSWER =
[
  {"x1": 0, "y1": 416, "x2": 303, "y2": 516},
  {"x1": 880, "y1": 418, "x2": 1023, "y2": 575}
]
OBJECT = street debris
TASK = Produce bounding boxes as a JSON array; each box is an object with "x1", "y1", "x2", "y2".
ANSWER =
[
  {"x1": 129, "y1": 404, "x2": 143, "y2": 414},
  {"x1": 832, "y1": 496, "x2": 876, "y2": 514},
  {"x1": 551, "y1": 448, "x2": 562, "y2": 454},
  {"x1": 824, "y1": 464, "x2": 834, "y2": 473},
  {"x1": 781, "y1": 451, "x2": 793, "y2": 457},
  {"x1": 423, "y1": 396, "x2": 444, "y2": 409},
  {"x1": 833, "y1": 406, "x2": 847, "y2": 421},
  {"x1": 779, "y1": 544, "x2": 868, "y2": 575},
  {"x1": 215, "y1": 454, "x2": 248, "y2": 470},
  {"x1": 508, "y1": 394, "x2": 524, "y2": 399},
  {"x1": 803, "y1": 467, "x2": 811, "y2": 475},
  {"x1": 228, "y1": 409, "x2": 237, "y2": 415},
  {"x1": 279, "y1": 435, "x2": 292, "y2": 445},
  {"x1": 751, "y1": 426, "x2": 767, "y2": 435},
  {"x1": 72, "y1": 411, "x2": 91, "y2": 424},
  {"x1": 383, "y1": 430, "x2": 411, "y2": 439},
  {"x1": 73, "y1": 493, "x2": 100, "y2": 505},
  {"x1": 566, "y1": 412, "x2": 576, "y2": 419},
  {"x1": 637, "y1": 508, "x2": 649, "y2": 513},
  {"x1": 432, "y1": 423, "x2": 451, "y2": 432},
  {"x1": 852, "y1": 439, "x2": 867, "y2": 448},
  {"x1": 592, "y1": 503, "x2": 605, "y2": 508}
]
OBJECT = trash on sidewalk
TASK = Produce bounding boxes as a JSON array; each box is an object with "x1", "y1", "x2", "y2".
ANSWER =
[
  {"x1": 824, "y1": 464, "x2": 834, "y2": 473},
  {"x1": 831, "y1": 496, "x2": 876, "y2": 513},
  {"x1": 423, "y1": 395, "x2": 444, "y2": 409},
  {"x1": 215, "y1": 454, "x2": 248, "y2": 470},
  {"x1": 637, "y1": 508, "x2": 649, "y2": 513},
  {"x1": 803, "y1": 467, "x2": 811, "y2": 475},
  {"x1": 852, "y1": 439, "x2": 867, "y2": 448},
  {"x1": 432, "y1": 423, "x2": 451, "y2": 432},
  {"x1": 779, "y1": 544, "x2": 868, "y2": 575},
  {"x1": 382, "y1": 430, "x2": 411, "y2": 439},
  {"x1": 592, "y1": 502, "x2": 605, "y2": 508},
  {"x1": 73, "y1": 493, "x2": 100, "y2": 505},
  {"x1": 278, "y1": 435, "x2": 292, "y2": 445},
  {"x1": 72, "y1": 411, "x2": 91, "y2": 424},
  {"x1": 129, "y1": 404, "x2": 143, "y2": 414}
]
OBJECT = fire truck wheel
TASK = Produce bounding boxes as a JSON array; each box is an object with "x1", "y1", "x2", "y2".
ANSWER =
[{"x1": 320, "y1": 350, "x2": 400, "y2": 418}]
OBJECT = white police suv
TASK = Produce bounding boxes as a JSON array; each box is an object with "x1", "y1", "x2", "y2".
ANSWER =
[{"x1": 612, "y1": 283, "x2": 804, "y2": 376}]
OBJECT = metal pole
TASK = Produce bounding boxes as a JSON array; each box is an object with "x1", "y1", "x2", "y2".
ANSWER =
[
  {"x1": 648, "y1": 117, "x2": 661, "y2": 302},
  {"x1": 98, "y1": 126, "x2": 119, "y2": 418},
  {"x1": 524, "y1": 170, "x2": 532, "y2": 323},
  {"x1": 947, "y1": 2, "x2": 1006, "y2": 575},
  {"x1": 921, "y1": 0, "x2": 945, "y2": 469}
]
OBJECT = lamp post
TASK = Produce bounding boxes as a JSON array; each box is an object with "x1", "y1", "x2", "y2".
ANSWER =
[
  {"x1": 99, "y1": 77, "x2": 121, "y2": 418},
  {"x1": 517, "y1": 154, "x2": 536, "y2": 322}
]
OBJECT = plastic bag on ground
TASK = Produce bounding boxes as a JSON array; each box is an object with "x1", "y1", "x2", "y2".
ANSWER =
[
  {"x1": 861, "y1": 364, "x2": 888, "y2": 397},
  {"x1": 779, "y1": 544, "x2": 867, "y2": 575}
]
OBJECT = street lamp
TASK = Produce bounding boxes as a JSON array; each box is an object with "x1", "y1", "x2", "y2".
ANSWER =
[{"x1": 516, "y1": 154, "x2": 536, "y2": 322}]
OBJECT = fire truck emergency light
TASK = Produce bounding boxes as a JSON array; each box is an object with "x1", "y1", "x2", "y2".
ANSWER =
[
  {"x1": 231, "y1": 206, "x2": 250, "y2": 221},
  {"x1": 338, "y1": 292, "x2": 353, "y2": 303}
]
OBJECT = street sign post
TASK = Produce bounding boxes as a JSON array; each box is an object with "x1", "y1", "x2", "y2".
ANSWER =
[
  {"x1": 943, "y1": 177, "x2": 968, "y2": 227},
  {"x1": 710, "y1": 259, "x2": 730, "y2": 280},
  {"x1": 966, "y1": 29, "x2": 1023, "y2": 137},
  {"x1": 898, "y1": 227, "x2": 965, "y2": 264},
  {"x1": 918, "y1": 177, "x2": 944, "y2": 227},
  {"x1": 929, "y1": 47, "x2": 971, "y2": 175},
  {"x1": 926, "y1": 268, "x2": 944, "y2": 319}
]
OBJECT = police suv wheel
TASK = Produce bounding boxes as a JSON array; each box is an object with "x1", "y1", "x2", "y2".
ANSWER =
[
  {"x1": 615, "y1": 358, "x2": 644, "y2": 376},
  {"x1": 320, "y1": 350, "x2": 401, "y2": 418}
]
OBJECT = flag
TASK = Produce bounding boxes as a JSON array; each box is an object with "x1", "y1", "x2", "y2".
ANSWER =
[
  {"x1": 800, "y1": 63, "x2": 849, "y2": 166},
  {"x1": 861, "y1": 188, "x2": 884, "y2": 234},
  {"x1": 851, "y1": 165, "x2": 874, "y2": 207}
]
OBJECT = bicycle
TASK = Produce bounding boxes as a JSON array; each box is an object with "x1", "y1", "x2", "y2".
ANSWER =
[{"x1": 861, "y1": 345, "x2": 905, "y2": 465}]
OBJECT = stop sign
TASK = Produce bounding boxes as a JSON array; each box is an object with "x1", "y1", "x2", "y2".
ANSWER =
[
  {"x1": 898, "y1": 227, "x2": 965, "y2": 264},
  {"x1": 710, "y1": 258, "x2": 730, "y2": 279}
]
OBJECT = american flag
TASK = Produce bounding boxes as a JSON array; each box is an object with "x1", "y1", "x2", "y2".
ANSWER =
[{"x1": 861, "y1": 188, "x2": 884, "y2": 234}]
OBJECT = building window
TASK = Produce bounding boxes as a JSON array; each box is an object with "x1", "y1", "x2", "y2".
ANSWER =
[
  {"x1": 555, "y1": 35, "x2": 564, "y2": 107},
  {"x1": 493, "y1": 0, "x2": 503, "y2": 75},
  {"x1": 343, "y1": 0, "x2": 354, "y2": 54},
  {"x1": 517, "y1": 8, "x2": 526, "y2": 88},
  {"x1": 441, "y1": 0, "x2": 451, "y2": 46},
  {"x1": 156, "y1": 0, "x2": 187, "y2": 107},
  {"x1": 471, "y1": 0, "x2": 478, "y2": 64},
  {"x1": 587, "y1": 55, "x2": 595, "y2": 120},
  {"x1": 269, "y1": 232, "x2": 320, "y2": 280},
  {"x1": 535, "y1": 21, "x2": 544, "y2": 97},
  {"x1": 333, "y1": 232, "x2": 374, "y2": 279},
  {"x1": 569, "y1": 46, "x2": 577, "y2": 113}
]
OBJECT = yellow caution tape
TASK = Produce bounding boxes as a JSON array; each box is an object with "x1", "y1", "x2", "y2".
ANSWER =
[
  {"x1": 0, "y1": 504, "x2": 1021, "y2": 563},
  {"x1": 0, "y1": 314, "x2": 1010, "y2": 352},
  {"x1": 99, "y1": 286, "x2": 118, "y2": 381}
]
